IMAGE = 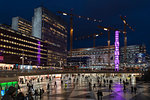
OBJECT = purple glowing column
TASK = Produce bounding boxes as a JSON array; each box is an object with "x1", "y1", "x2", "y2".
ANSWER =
[
  {"x1": 37, "y1": 41, "x2": 41, "y2": 65},
  {"x1": 115, "y1": 31, "x2": 119, "y2": 71}
]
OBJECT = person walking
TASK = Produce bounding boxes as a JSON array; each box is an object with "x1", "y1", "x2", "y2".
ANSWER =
[
  {"x1": 16, "y1": 92, "x2": 25, "y2": 100},
  {"x1": 131, "y1": 86, "x2": 134, "y2": 93},
  {"x1": 99, "y1": 82, "x2": 102, "y2": 88},
  {"x1": 99, "y1": 90, "x2": 103, "y2": 100},
  {"x1": 47, "y1": 83, "x2": 50, "y2": 90},
  {"x1": 34, "y1": 89, "x2": 38, "y2": 100},
  {"x1": 97, "y1": 90, "x2": 100, "y2": 100},
  {"x1": 120, "y1": 78, "x2": 122, "y2": 83},
  {"x1": 134, "y1": 86, "x2": 137, "y2": 94},
  {"x1": 109, "y1": 84, "x2": 112, "y2": 92},
  {"x1": 54, "y1": 81, "x2": 57, "y2": 87},
  {"x1": 103, "y1": 79, "x2": 106, "y2": 87},
  {"x1": 93, "y1": 84, "x2": 96, "y2": 90}
]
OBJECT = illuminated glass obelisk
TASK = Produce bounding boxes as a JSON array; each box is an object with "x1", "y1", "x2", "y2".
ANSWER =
[
  {"x1": 115, "y1": 31, "x2": 119, "y2": 71},
  {"x1": 37, "y1": 41, "x2": 41, "y2": 65}
]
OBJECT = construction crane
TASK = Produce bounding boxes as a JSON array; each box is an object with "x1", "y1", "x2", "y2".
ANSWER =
[
  {"x1": 57, "y1": 11, "x2": 102, "y2": 56},
  {"x1": 120, "y1": 16, "x2": 134, "y2": 64},
  {"x1": 97, "y1": 25, "x2": 124, "y2": 67},
  {"x1": 75, "y1": 32, "x2": 103, "y2": 48}
]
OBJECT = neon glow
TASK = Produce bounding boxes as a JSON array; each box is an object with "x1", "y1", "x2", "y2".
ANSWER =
[
  {"x1": 115, "y1": 31, "x2": 119, "y2": 71},
  {"x1": 37, "y1": 41, "x2": 41, "y2": 65}
]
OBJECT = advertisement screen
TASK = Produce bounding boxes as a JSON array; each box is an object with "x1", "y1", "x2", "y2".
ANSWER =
[{"x1": 1, "y1": 90, "x2": 5, "y2": 96}]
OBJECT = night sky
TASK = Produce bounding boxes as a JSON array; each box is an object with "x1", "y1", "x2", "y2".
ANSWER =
[{"x1": 0, "y1": 0, "x2": 149, "y2": 53}]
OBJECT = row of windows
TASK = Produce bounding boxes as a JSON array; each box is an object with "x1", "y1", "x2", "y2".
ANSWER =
[
  {"x1": 18, "y1": 24, "x2": 32, "y2": 33},
  {"x1": 0, "y1": 33, "x2": 43, "y2": 47},
  {"x1": 0, "y1": 38, "x2": 46, "y2": 52},
  {"x1": 18, "y1": 20, "x2": 32, "y2": 27},
  {"x1": 0, "y1": 33, "x2": 47, "y2": 52},
  {"x1": 52, "y1": 23, "x2": 67, "y2": 33},
  {"x1": 42, "y1": 14, "x2": 66, "y2": 31},
  {"x1": 0, "y1": 26, "x2": 43, "y2": 46},
  {"x1": 45, "y1": 40, "x2": 60, "y2": 48},
  {"x1": 72, "y1": 51, "x2": 115, "y2": 55},
  {"x1": 50, "y1": 27, "x2": 67, "y2": 38},
  {"x1": 0, "y1": 44, "x2": 47, "y2": 56},
  {"x1": 18, "y1": 22, "x2": 32, "y2": 29},
  {"x1": 19, "y1": 28, "x2": 31, "y2": 34},
  {"x1": 0, "y1": 50, "x2": 46, "y2": 59}
]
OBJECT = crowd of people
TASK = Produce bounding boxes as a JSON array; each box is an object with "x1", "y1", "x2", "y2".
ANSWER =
[{"x1": 1, "y1": 74, "x2": 138, "y2": 100}]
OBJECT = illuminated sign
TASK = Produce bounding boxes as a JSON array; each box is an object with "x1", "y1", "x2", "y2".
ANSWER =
[
  {"x1": 115, "y1": 31, "x2": 119, "y2": 71},
  {"x1": 0, "y1": 56, "x2": 3, "y2": 61},
  {"x1": 37, "y1": 41, "x2": 41, "y2": 65}
]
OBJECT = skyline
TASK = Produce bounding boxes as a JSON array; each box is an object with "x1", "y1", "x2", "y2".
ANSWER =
[{"x1": 0, "y1": 0, "x2": 149, "y2": 53}]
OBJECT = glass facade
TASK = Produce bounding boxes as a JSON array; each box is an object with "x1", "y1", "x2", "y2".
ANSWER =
[{"x1": 0, "y1": 25, "x2": 47, "y2": 65}]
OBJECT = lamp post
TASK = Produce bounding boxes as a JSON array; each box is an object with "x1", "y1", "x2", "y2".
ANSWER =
[
  {"x1": 20, "y1": 56, "x2": 27, "y2": 65},
  {"x1": 58, "y1": 60, "x2": 63, "y2": 68}
]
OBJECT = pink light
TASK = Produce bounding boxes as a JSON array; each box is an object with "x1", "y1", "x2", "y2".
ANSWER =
[
  {"x1": 115, "y1": 31, "x2": 119, "y2": 71},
  {"x1": 37, "y1": 41, "x2": 41, "y2": 65}
]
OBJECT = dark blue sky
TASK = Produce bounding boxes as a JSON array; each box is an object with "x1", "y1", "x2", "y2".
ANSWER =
[{"x1": 0, "y1": 0, "x2": 150, "y2": 53}]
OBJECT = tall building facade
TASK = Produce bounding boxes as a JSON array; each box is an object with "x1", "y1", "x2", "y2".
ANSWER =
[
  {"x1": 11, "y1": 17, "x2": 32, "y2": 36},
  {"x1": 68, "y1": 45, "x2": 115, "y2": 68},
  {"x1": 32, "y1": 7, "x2": 67, "y2": 66},
  {"x1": 0, "y1": 24, "x2": 47, "y2": 66},
  {"x1": 120, "y1": 45, "x2": 146, "y2": 64},
  {"x1": 120, "y1": 45, "x2": 147, "y2": 68}
]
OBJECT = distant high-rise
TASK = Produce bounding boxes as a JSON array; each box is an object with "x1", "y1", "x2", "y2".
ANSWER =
[
  {"x1": 32, "y1": 7, "x2": 67, "y2": 66},
  {"x1": 11, "y1": 17, "x2": 32, "y2": 36}
]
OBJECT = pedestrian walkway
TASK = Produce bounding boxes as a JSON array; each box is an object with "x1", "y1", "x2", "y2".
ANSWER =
[{"x1": 19, "y1": 74, "x2": 150, "y2": 100}]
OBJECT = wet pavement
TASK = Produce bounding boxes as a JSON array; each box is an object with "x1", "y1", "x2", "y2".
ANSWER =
[{"x1": 19, "y1": 74, "x2": 150, "y2": 100}]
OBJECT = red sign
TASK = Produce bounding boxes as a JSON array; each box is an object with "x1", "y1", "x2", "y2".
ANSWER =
[{"x1": 0, "y1": 56, "x2": 4, "y2": 60}]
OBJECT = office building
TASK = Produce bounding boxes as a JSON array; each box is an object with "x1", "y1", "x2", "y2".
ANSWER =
[
  {"x1": 11, "y1": 17, "x2": 32, "y2": 36},
  {"x1": 32, "y1": 7, "x2": 67, "y2": 66},
  {"x1": 120, "y1": 45, "x2": 146, "y2": 64},
  {"x1": 68, "y1": 45, "x2": 115, "y2": 69},
  {"x1": 0, "y1": 24, "x2": 47, "y2": 66},
  {"x1": 120, "y1": 45, "x2": 147, "y2": 68}
]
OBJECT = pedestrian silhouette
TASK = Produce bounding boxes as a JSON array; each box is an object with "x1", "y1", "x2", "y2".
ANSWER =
[
  {"x1": 134, "y1": 87, "x2": 137, "y2": 94},
  {"x1": 131, "y1": 86, "x2": 134, "y2": 93}
]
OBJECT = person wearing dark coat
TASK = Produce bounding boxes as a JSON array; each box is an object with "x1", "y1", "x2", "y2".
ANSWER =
[
  {"x1": 2, "y1": 86, "x2": 16, "y2": 100},
  {"x1": 16, "y1": 92, "x2": 25, "y2": 100}
]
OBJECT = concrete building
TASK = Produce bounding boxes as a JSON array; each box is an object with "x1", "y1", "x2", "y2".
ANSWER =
[
  {"x1": 11, "y1": 17, "x2": 32, "y2": 36},
  {"x1": 32, "y1": 7, "x2": 67, "y2": 66}
]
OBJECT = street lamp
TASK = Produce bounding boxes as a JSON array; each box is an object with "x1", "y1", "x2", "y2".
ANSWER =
[
  {"x1": 20, "y1": 56, "x2": 27, "y2": 65},
  {"x1": 58, "y1": 60, "x2": 63, "y2": 67}
]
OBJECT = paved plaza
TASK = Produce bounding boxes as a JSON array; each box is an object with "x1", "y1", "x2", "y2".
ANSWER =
[{"x1": 19, "y1": 74, "x2": 150, "y2": 100}]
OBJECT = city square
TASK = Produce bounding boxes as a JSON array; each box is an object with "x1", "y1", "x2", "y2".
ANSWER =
[{"x1": 0, "y1": 0, "x2": 150, "y2": 100}]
